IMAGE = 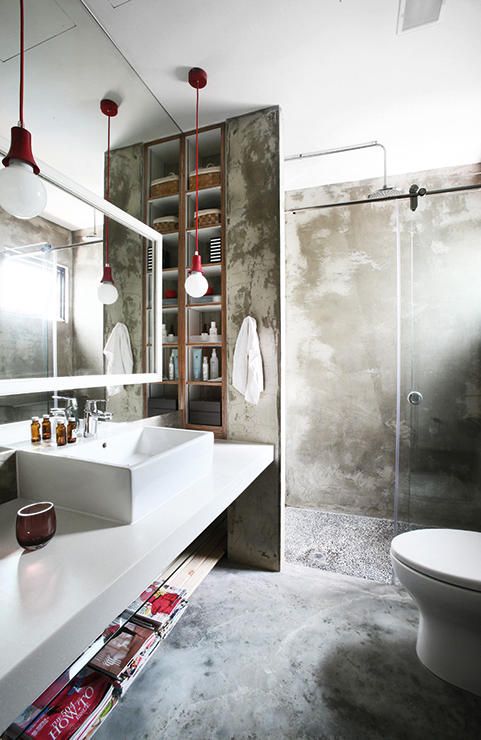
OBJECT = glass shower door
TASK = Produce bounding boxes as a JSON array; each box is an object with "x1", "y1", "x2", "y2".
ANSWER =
[{"x1": 403, "y1": 190, "x2": 481, "y2": 531}]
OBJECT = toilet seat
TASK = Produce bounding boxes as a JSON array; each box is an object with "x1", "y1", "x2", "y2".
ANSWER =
[{"x1": 391, "y1": 529, "x2": 481, "y2": 593}]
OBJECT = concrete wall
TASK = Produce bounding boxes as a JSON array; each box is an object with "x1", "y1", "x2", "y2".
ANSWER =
[
  {"x1": 225, "y1": 107, "x2": 283, "y2": 570},
  {"x1": 104, "y1": 144, "x2": 145, "y2": 421},
  {"x1": 0, "y1": 212, "x2": 72, "y2": 383},
  {"x1": 285, "y1": 163, "x2": 481, "y2": 529}
]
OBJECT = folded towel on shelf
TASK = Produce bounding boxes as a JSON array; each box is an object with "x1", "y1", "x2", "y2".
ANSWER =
[
  {"x1": 103, "y1": 322, "x2": 134, "y2": 396},
  {"x1": 232, "y1": 316, "x2": 264, "y2": 405}
]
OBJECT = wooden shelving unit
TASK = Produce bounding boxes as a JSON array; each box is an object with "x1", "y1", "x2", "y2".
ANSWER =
[{"x1": 144, "y1": 125, "x2": 227, "y2": 436}]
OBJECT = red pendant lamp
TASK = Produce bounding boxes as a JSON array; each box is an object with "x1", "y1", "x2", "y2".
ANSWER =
[
  {"x1": 98, "y1": 98, "x2": 119, "y2": 305},
  {"x1": 184, "y1": 67, "x2": 209, "y2": 298},
  {"x1": 0, "y1": 0, "x2": 47, "y2": 219}
]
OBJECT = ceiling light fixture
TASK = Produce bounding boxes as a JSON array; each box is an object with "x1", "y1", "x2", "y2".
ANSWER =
[
  {"x1": 397, "y1": 0, "x2": 444, "y2": 32},
  {"x1": 185, "y1": 67, "x2": 209, "y2": 299},
  {"x1": 0, "y1": 0, "x2": 47, "y2": 220},
  {"x1": 98, "y1": 98, "x2": 119, "y2": 305}
]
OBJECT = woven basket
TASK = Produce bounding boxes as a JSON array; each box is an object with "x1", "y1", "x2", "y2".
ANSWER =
[
  {"x1": 150, "y1": 174, "x2": 179, "y2": 199},
  {"x1": 189, "y1": 165, "x2": 221, "y2": 191},
  {"x1": 153, "y1": 216, "x2": 178, "y2": 234},
  {"x1": 196, "y1": 209, "x2": 221, "y2": 228}
]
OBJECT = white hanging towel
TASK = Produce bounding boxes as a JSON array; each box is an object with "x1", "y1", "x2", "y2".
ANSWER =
[
  {"x1": 103, "y1": 322, "x2": 134, "y2": 396},
  {"x1": 232, "y1": 316, "x2": 264, "y2": 405}
]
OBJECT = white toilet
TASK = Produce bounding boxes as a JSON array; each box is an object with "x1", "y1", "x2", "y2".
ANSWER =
[{"x1": 391, "y1": 528, "x2": 481, "y2": 696}]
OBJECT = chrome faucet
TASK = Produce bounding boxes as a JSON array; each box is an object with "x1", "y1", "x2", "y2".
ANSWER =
[
  {"x1": 83, "y1": 399, "x2": 113, "y2": 438},
  {"x1": 51, "y1": 395, "x2": 78, "y2": 424}
]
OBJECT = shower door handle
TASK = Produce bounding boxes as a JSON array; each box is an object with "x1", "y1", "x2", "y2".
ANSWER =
[{"x1": 407, "y1": 390, "x2": 423, "y2": 406}]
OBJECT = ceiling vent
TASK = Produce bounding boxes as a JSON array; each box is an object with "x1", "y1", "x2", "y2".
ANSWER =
[{"x1": 397, "y1": 0, "x2": 444, "y2": 32}]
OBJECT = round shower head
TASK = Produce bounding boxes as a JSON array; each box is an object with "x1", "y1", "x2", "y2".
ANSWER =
[{"x1": 368, "y1": 185, "x2": 401, "y2": 200}]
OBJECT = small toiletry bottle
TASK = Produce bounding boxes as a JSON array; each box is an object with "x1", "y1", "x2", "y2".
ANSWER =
[
  {"x1": 202, "y1": 357, "x2": 209, "y2": 381},
  {"x1": 201, "y1": 323, "x2": 209, "y2": 342},
  {"x1": 168, "y1": 324, "x2": 175, "y2": 341},
  {"x1": 67, "y1": 417, "x2": 77, "y2": 444},
  {"x1": 31, "y1": 417, "x2": 41, "y2": 444},
  {"x1": 41, "y1": 414, "x2": 51, "y2": 441},
  {"x1": 162, "y1": 323, "x2": 167, "y2": 341},
  {"x1": 168, "y1": 352, "x2": 175, "y2": 380},
  {"x1": 56, "y1": 416, "x2": 67, "y2": 447},
  {"x1": 209, "y1": 321, "x2": 218, "y2": 341},
  {"x1": 210, "y1": 348, "x2": 219, "y2": 379}
]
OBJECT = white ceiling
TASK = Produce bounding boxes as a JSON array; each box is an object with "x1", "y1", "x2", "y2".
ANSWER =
[
  {"x1": 0, "y1": 0, "x2": 175, "y2": 228},
  {"x1": 1, "y1": 0, "x2": 481, "y2": 227}
]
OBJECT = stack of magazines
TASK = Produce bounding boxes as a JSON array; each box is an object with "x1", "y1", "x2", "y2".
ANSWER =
[
  {"x1": 8, "y1": 668, "x2": 120, "y2": 740},
  {"x1": 6, "y1": 585, "x2": 188, "y2": 740},
  {"x1": 89, "y1": 584, "x2": 188, "y2": 691}
]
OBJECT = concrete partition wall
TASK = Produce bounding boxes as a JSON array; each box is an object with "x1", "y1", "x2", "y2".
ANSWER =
[
  {"x1": 225, "y1": 107, "x2": 284, "y2": 571},
  {"x1": 104, "y1": 144, "x2": 145, "y2": 421}
]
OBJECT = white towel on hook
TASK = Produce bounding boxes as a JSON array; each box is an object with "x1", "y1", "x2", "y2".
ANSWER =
[
  {"x1": 103, "y1": 322, "x2": 134, "y2": 396},
  {"x1": 232, "y1": 316, "x2": 264, "y2": 405}
]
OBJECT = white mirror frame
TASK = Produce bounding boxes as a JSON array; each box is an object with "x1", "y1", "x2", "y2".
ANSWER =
[{"x1": 0, "y1": 136, "x2": 163, "y2": 396}]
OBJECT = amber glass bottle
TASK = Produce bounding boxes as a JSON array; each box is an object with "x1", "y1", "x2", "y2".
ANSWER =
[
  {"x1": 41, "y1": 414, "x2": 52, "y2": 441},
  {"x1": 67, "y1": 417, "x2": 77, "y2": 444},
  {"x1": 56, "y1": 418, "x2": 67, "y2": 447},
  {"x1": 31, "y1": 417, "x2": 41, "y2": 444}
]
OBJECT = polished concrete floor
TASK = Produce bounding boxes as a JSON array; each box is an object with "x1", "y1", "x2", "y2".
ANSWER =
[
  {"x1": 285, "y1": 506, "x2": 413, "y2": 583},
  {"x1": 96, "y1": 561, "x2": 481, "y2": 740}
]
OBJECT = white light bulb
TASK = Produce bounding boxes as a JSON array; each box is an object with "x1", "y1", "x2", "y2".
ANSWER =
[
  {"x1": 0, "y1": 160, "x2": 47, "y2": 219},
  {"x1": 97, "y1": 280, "x2": 119, "y2": 305},
  {"x1": 185, "y1": 270, "x2": 208, "y2": 298}
]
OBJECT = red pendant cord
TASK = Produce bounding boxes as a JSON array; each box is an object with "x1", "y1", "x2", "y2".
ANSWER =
[
  {"x1": 19, "y1": 0, "x2": 25, "y2": 127},
  {"x1": 105, "y1": 114, "x2": 111, "y2": 266},
  {"x1": 195, "y1": 84, "x2": 199, "y2": 257}
]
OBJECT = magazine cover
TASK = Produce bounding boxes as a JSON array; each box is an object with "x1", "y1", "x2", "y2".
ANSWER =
[
  {"x1": 125, "y1": 578, "x2": 165, "y2": 614},
  {"x1": 133, "y1": 585, "x2": 188, "y2": 630},
  {"x1": 19, "y1": 668, "x2": 117, "y2": 740},
  {"x1": 89, "y1": 621, "x2": 155, "y2": 679},
  {"x1": 3, "y1": 670, "x2": 74, "y2": 739},
  {"x1": 117, "y1": 630, "x2": 162, "y2": 691}
]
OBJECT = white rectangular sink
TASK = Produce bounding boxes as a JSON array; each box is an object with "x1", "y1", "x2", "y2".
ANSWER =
[{"x1": 16, "y1": 426, "x2": 214, "y2": 524}]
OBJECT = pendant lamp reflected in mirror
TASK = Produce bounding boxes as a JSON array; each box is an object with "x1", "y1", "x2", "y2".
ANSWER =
[
  {"x1": 98, "y1": 98, "x2": 119, "y2": 306},
  {"x1": 0, "y1": 0, "x2": 47, "y2": 220},
  {"x1": 185, "y1": 67, "x2": 209, "y2": 299}
]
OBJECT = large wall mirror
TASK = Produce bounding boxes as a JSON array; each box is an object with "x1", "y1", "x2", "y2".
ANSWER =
[
  {"x1": 0, "y1": 163, "x2": 163, "y2": 422},
  {"x1": 0, "y1": 0, "x2": 178, "y2": 422}
]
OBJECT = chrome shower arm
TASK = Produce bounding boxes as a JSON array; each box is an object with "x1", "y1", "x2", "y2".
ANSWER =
[{"x1": 285, "y1": 140, "x2": 388, "y2": 189}]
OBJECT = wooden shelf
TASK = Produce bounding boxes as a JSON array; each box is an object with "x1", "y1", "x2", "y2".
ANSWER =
[
  {"x1": 148, "y1": 192, "x2": 179, "y2": 205},
  {"x1": 187, "y1": 301, "x2": 222, "y2": 309},
  {"x1": 186, "y1": 185, "x2": 221, "y2": 196},
  {"x1": 185, "y1": 225, "x2": 221, "y2": 236},
  {"x1": 187, "y1": 381, "x2": 223, "y2": 387},
  {"x1": 144, "y1": 123, "x2": 226, "y2": 436}
]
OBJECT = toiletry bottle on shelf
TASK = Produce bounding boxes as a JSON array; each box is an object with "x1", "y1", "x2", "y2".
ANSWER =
[
  {"x1": 31, "y1": 417, "x2": 41, "y2": 444},
  {"x1": 168, "y1": 324, "x2": 175, "y2": 342},
  {"x1": 162, "y1": 323, "x2": 167, "y2": 341},
  {"x1": 67, "y1": 417, "x2": 77, "y2": 444},
  {"x1": 202, "y1": 357, "x2": 209, "y2": 381},
  {"x1": 210, "y1": 348, "x2": 219, "y2": 379},
  {"x1": 193, "y1": 348, "x2": 202, "y2": 380},
  {"x1": 209, "y1": 321, "x2": 218, "y2": 341},
  {"x1": 168, "y1": 352, "x2": 175, "y2": 380},
  {"x1": 201, "y1": 323, "x2": 209, "y2": 342},
  {"x1": 41, "y1": 414, "x2": 51, "y2": 441},
  {"x1": 56, "y1": 417, "x2": 67, "y2": 447}
]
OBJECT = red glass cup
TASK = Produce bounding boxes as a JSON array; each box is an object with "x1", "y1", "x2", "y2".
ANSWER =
[{"x1": 16, "y1": 502, "x2": 57, "y2": 551}]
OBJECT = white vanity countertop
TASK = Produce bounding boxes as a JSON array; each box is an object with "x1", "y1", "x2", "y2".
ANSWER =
[{"x1": 0, "y1": 438, "x2": 274, "y2": 730}]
